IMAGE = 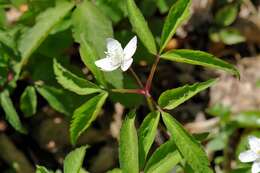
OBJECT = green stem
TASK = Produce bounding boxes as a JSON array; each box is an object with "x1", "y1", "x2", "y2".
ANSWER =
[
  {"x1": 150, "y1": 97, "x2": 164, "y2": 112},
  {"x1": 129, "y1": 67, "x2": 144, "y2": 88},
  {"x1": 111, "y1": 88, "x2": 145, "y2": 95},
  {"x1": 146, "y1": 95, "x2": 155, "y2": 111}
]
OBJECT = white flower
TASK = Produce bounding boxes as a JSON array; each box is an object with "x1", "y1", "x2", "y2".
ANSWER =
[
  {"x1": 95, "y1": 36, "x2": 137, "y2": 72},
  {"x1": 239, "y1": 136, "x2": 260, "y2": 173}
]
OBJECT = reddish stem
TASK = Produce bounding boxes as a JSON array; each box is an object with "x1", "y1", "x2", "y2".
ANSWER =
[
  {"x1": 145, "y1": 54, "x2": 160, "y2": 92},
  {"x1": 111, "y1": 88, "x2": 145, "y2": 95}
]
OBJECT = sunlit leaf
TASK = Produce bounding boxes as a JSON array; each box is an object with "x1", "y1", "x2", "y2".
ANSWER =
[
  {"x1": 20, "y1": 86, "x2": 37, "y2": 117},
  {"x1": 119, "y1": 110, "x2": 139, "y2": 173},
  {"x1": 160, "y1": 0, "x2": 190, "y2": 53},
  {"x1": 144, "y1": 140, "x2": 181, "y2": 173},
  {"x1": 162, "y1": 112, "x2": 213, "y2": 173},
  {"x1": 70, "y1": 92, "x2": 108, "y2": 145},
  {"x1": 126, "y1": 0, "x2": 157, "y2": 54},
  {"x1": 36, "y1": 166, "x2": 52, "y2": 173},
  {"x1": 53, "y1": 59, "x2": 102, "y2": 95},
  {"x1": 19, "y1": 2, "x2": 74, "y2": 64},
  {"x1": 0, "y1": 90, "x2": 27, "y2": 134},
  {"x1": 64, "y1": 146, "x2": 88, "y2": 173},
  {"x1": 138, "y1": 111, "x2": 160, "y2": 168},
  {"x1": 158, "y1": 79, "x2": 217, "y2": 110},
  {"x1": 161, "y1": 49, "x2": 240, "y2": 77}
]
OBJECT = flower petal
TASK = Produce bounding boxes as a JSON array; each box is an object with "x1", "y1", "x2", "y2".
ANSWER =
[
  {"x1": 121, "y1": 58, "x2": 133, "y2": 71},
  {"x1": 123, "y1": 36, "x2": 137, "y2": 60},
  {"x1": 95, "y1": 58, "x2": 119, "y2": 71},
  {"x1": 239, "y1": 150, "x2": 258, "y2": 162},
  {"x1": 252, "y1": 161, "x2": 260, "y2": 173},
  {"x1": 106, "y1": 38, "x2": 123, "y2": 53},
  {"x1": 249, "y1": 136, "x2": 260, "y2": 153}
]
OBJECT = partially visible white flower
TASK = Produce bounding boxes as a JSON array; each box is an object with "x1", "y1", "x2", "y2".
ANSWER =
[
  {"x1": 95, "y1": 36, "x2": 137, "y2": 72},
  {"x1": 239, "y1": 136, "x2": 260, "y2": 173}
]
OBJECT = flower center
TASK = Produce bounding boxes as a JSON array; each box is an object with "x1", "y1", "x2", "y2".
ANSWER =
[
  {"x1": 257, "y1": 150, "x2": 260, "y2": 155},
  {"x1": 106, "y1": 48, "x2": 124, "y2": 66}
]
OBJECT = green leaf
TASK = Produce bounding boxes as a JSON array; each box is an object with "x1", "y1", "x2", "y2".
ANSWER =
[
  {"x1": 72, "y1": 0, "x2": 113, "y2": 57},
  {"x1": 36, "y1": 84, "x2": 86, "y2": 116},
  {"x1": 70, "y1": 92, "x2": 108, "y2": 145},
  {"x1": 206, "y1": 128, "x2": 232, "y2": 152},
  {"x1": 53, "y1": 59, "x2": 102, "y2": 95},
  {"x1": 104, "y1": 70, "x2": 124, "y2": 89},
  {"x1": 38, "y1": 29, "x2": 73, "y2": 58},
  {"x1": 232, "y1": 111, "x2": 260, "y2": 128},
  {"x1": 0, "y1": 90, "x2": 27, "y2": 134},
  {"x1": 79, "y1": 168, "x2": 89, "y2": 173},
  {"x1": 144, "y1": 140, "x2": 181, "y2": 173},
  {"x1": 230, "y1": 167, "x2": 251, "y2": 173},
  {"x1": 183, "y1": 163, "x2": 195, "y2": 173},
  {"x1": 107, "y1": 168, "x2": 122, "y2": 173},
  {"x1": 36, "y1": 166, "x2": 52, "y2": 173},
  {"x1": 0, "y1": 29, "x2": 16, "y2": 50},
  {"x1": 219, "y1": 28, "x2": 245, "y2": 45},
  {"x1": 162, "y1": 112, "x2": 213, "y2": 173},
  {"x1": 206, "y1": 103, "x2": 231, "y2": 117},
  {"x1": 95, "y1": 0, "x2": 127, "y2": 23},
  {"x1": 161, "y1": 49, "x2": 240, "y2": 77},
  {"x1": 119, "y1": 110, "x2": 139, "y2": 173},
  {"x1": 138, "y1": 111, "x2": 160, "y2": 169},
  {"x1": 209, "y1": 28, "x2": 221, "y2": 43},
  {"x1": 0, "y1": 8, "x2": 6, "y2": 27},
  {"x1": 193, "y1": 132, "x2": 210, "y2": 142},
  {"x1": 158, "y1": 79, "x2": 217, "y2": 110},
  {"x1": 156, "y1": 0, "x2": 170, "y2": 14},
  {"x1": 20, "y1": 86, "x2": 37, "y2": 117},
  {"x1": 64, "y1": 146, "x2": 88, "y2": 173},
  {"x1": 79, "y1": 38, "x2": 106, "y2": 87},
  {"x1": 159, "y1": 0, "x2": 191, "y2": 53},
  {"x1": 256, "y1": 80, "x2": 260, "y2": 88},
  {"x1": 126, "y1": 0, "x2": 157, "y2": 54},
  {"x1": 36, "y1": 85, "x2": 71, "y2": 115},
  {"x1": 10, "y1": 0, "x2": 27, "y2": 7},
  {"x1": 18, "y1": 2, "x2": 74, "y2": 64},
  {"x1": 215, "y1": 4, "x2": 238, "y2": 26},
  {"x1": 206, "y1": 103, "x2": 231, "y2": 122}
]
